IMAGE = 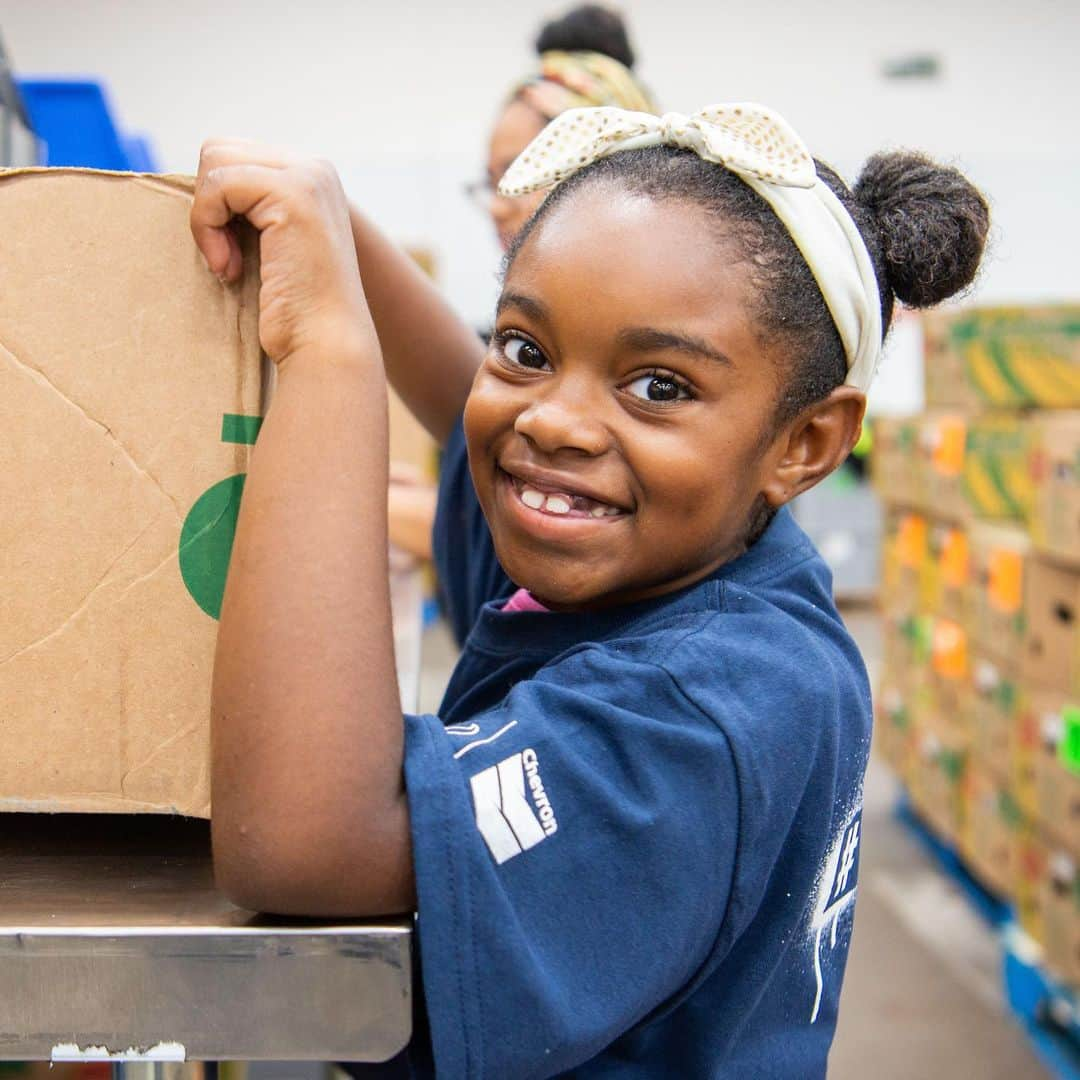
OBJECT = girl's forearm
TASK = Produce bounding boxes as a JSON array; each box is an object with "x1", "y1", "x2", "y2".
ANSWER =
[
  {"x1": 348, "y1": 204, "x2": 484, "y2": 445},
  {"x1": 210, "y1": 333, "x2": 414, "y2": 916}
]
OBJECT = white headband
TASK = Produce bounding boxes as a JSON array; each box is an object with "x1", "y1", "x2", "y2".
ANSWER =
[{"x1": 498, "y1": 103, "x2": 882, "y2": 393}]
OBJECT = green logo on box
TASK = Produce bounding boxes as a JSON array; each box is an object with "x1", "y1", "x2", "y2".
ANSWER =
[{"x1": 178, "y1": 413, "x2": 261, "y2": 620}]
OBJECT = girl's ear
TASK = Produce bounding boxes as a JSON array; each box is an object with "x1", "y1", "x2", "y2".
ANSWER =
[{"x1": 759, "y1": 387, "x2": 867, "y2": 508}]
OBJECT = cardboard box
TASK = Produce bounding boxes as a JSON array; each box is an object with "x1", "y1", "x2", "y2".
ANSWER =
[
  {"x1": 0, "y1": 168, "x2": 265, "y2": 816},
  {"x1": 924, "y1": 521, "x2": 969, "y2": 623},
  {"x1": 882, "y1": 609, "x2": 933, "y2": 698},
  {"x1": 961, "y1": 764, "x2": 1016, "y2": 900},
  {"x1": 918, "y1": 412, "x2": 968, "y2": 522},
  {"x1": 1034, "y1": 705, "x2": 1080, "y2": 857},
  {"x1": 922, "y1": 309, "x2": 976, "y2": 410},
  {"x1": 966, "y1": 521, "x2": 1029, "y2": 662},
  {"x1": 872, "y1": 415, "x2": 921, "y2": 509},
  {"x1": 1029, "y1": 411, "x2": 1080, "y2": 564},
  {"x1": 909, "y1": 725, "x2": 967, "y2": 846},
  {"x1": 1041, "y1": 848, "x2": 1080, "y2": 988},
  {"x1": 1014, "y1": 823, "x2": 1050, "y2": 946},
  {"x1": 926, "y1": 616, "x2": 971, "y2": 747},
  {"x1": 939, "y1": 305, "x2": 1080, "y2": 410},
  {"x1": 1023, "y1": 556, "x2": 1080, "y2": 695},
  {"x1": 1014, "y1": 688, "x2": 1064, "y2": 823},
  {"x1": 968, "y1": 652, "x2": 1020, "y2": 785},
  {"x1": 907, "y1": 411, "x2": 1029, "y2": 523},
  {"x1": 962, "y1": 413, "x2": 1033, "y2": 522},
  {"x1": 874, "y1": 683, "x2": 915, "y2": 782},
  {"x1": 881, "y1": 509, "x2": 927, "y2": 616}
]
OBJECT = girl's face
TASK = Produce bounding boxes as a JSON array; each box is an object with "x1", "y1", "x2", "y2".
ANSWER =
[{"x1": 464, "y1": 186, "x2": 795, "y2": 610}]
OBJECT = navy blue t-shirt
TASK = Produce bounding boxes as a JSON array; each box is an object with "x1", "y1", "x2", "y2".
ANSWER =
[{"x1": 405, "y1": 418, "x2": 872, "y2": 1078}]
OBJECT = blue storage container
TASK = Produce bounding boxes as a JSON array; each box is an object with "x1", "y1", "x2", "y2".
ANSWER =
[{"x1": 16, "y1": 78, "x2": 157, "y2": 171}]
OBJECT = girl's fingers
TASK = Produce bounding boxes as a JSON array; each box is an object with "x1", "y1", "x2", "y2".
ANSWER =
[
  {"x1": 198, "y1": 138, "x2": 298, "y2": 174},
  {"x1": 189, "y1": 145, "x2": 364, "y2": 363},
  {"x1": 191, "y1": 163, "x2": 282, "y2": 282},
  {"x1": 195, "y1": 216, "x2": 238, "y2": 281},
  {"x1": 192, "y1": 141, "x2": 298, "y2": 281}
]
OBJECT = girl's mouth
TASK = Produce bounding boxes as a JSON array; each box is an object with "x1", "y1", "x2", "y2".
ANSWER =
[{"x1": 502, "y1": 470, "x2": 626, "y2": 520}]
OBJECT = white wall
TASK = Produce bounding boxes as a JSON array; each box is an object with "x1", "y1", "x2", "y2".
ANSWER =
[{"x1": 5, "y1": 0, "x2": 1077, "y2": 350}]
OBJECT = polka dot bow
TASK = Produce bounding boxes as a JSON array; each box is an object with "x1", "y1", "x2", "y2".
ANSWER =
[
  {"x1": 498, "y1": 103, "x2": 817, "y2": 197},
  {"x1": 497, "y1": 101, "x2": 884, "y2": 395}
]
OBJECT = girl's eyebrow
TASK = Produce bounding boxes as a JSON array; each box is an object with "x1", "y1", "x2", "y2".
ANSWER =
[
  {"x1": 496, "y1": 290, "x2": 550, "y2": 324},
  {"x1": 618, "y1": 327, "x2": 733, "y2": 367}
]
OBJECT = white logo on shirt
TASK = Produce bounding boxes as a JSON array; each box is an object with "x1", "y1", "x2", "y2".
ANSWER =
[
  {"x1": 470, "y1": 748, "x2": 558, "y2": 865},
  {"x1": 831, "y1": 819, "x2": 860, "y2": 899},
  {"x1": 452, "y1": 719, "x2": 519, "y2": 759},
  {"x1": 808, "y1": 805, "x2": 862, "y2": 1024}
]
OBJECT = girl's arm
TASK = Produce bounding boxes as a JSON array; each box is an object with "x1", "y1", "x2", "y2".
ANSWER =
[
  {"x1": 348, "y1": 205, "x2": 485, "y2": 446},
  {"x1": 191, "y1": 141, "x2": 414, "y2": 916}
]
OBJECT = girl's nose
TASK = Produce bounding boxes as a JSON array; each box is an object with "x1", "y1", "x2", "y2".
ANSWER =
[{"x1": 513, "y1": 388, "x2": 610, "y2": 457}]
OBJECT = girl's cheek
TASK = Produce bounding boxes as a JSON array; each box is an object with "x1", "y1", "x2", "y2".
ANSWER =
[{"x1": 464, "y1": 373, "x2": 514, "y2": 445}]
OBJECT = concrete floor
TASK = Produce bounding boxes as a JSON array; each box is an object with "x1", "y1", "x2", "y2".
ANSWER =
[{"x1": 417, "y1": 609, "x2": 1049, "y2": 1077}]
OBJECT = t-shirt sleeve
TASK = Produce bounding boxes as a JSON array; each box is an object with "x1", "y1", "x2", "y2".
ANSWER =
[
  {"x1": 403, "y1": 650, "x2": 740, "y2": 1078},
  {"x1": 432, "y1": 413, "x2": 513, "y2": 645}
]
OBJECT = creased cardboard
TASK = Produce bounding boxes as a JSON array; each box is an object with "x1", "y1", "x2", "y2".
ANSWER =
[
  {"x1": 1024, "y1": 556, "x2": 1080, "y2": 697},
  {"x1": 0, "y1": 167, "x2": 265, "y2": 817}
]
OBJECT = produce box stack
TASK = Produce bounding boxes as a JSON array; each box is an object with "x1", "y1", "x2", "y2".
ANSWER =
[
  {"x1": 964, "y1": 520, "x2": 1029, "y2": 902},
  {"x1": 873, "y1": 305, "x2": 1080, "y2": 990}
]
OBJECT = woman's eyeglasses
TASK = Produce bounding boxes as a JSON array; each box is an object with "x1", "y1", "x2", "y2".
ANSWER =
[{"x1": 463, "y1": 177, "x2": 500, "y2": 211}]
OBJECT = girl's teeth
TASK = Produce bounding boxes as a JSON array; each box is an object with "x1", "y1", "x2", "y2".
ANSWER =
[{"x1": 517, "y1": 481, "x2": 620, "y2": 518}]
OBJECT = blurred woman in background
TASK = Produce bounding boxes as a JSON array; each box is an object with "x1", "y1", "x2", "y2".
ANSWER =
[{"x1": 472, "y1": 4, "x2": 657, "y2": 250}]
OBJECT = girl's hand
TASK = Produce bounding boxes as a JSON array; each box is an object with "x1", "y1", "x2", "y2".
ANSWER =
[{"x1": 191, "y1": 138, "x2": 372, "y2": 365}]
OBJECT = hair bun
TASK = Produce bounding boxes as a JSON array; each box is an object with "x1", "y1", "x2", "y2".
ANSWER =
[
  {"x1": 535, "y1": 4, "x2": 636, "y2": 68},
  {"x1": 854, "y1": 151, "x2": 989, "y2": 308}
]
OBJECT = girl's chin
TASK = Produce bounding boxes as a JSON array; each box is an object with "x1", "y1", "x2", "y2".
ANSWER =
[{"x1": 493, "y1": 555, "x2": 608, "y2": 611}]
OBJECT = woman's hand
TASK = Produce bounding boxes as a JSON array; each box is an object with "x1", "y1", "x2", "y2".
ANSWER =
[
  {"x1": 388, "y1": 462, "x2": 438, "y2": 561},
  {"x1": 191, "y1": 138, "x2": 372, "y2": 366}
]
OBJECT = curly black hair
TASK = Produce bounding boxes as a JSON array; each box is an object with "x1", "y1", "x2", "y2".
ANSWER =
[{"x1": 535, "y1": 4, "x2": 636, "y2": 68}]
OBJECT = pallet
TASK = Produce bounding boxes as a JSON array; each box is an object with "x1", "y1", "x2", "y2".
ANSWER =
[
  {"x1": 1003, "y1": 926, "x2": 1080, "y2": 1080},
  {"x1": 895, "y1": 794, "x2": 1080, "y2": 1078}
]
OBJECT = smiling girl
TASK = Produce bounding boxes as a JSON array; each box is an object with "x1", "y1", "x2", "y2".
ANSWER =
[{"x1": 192, "y1": 105, "x2": 987, "y2": 1078}]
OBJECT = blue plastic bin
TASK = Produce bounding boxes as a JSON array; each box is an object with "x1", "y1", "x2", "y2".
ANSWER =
[{"x1": 16, "y1": 78, "x2": 156, "y2": 171}]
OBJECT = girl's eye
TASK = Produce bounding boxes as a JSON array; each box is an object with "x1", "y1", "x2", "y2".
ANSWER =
[
  {"x1": 624, "y1": 373, "x2": 693, "y2": 404},
  {"x1": 498, "y1": 334, "x2": 549, "y2": 371}
]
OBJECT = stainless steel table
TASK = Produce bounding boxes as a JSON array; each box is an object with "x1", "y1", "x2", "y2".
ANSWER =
[
  {"x1": 0, "y1": 816, "x2": 412, "y2": 1063},
  {"x1": 0, "y1": 564, "x2": 424, "y2": 1065}
]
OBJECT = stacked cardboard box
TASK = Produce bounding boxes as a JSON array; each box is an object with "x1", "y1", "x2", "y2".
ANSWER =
[
  {"x1": 1, "y1": 169, "x2": 266, "y2": 817},
  {"x1": 874, "y1": 304, "x2": 1080, "y2": 989}
]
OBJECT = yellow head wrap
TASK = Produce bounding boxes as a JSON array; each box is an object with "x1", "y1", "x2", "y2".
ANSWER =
[{"x1": 513, "y1": 49, "x2": 658, "y2": 120}]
